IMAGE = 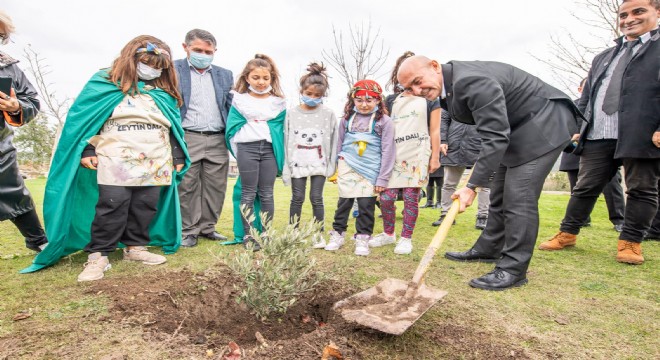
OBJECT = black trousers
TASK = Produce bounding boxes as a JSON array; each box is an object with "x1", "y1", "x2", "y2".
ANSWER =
[
  {"x1": 9, "y1": 207, "x2": 47, "y2": 247},
  {"x1": 85, "y1": 185, "x2": 160, "y2": 255},
  {"x1": 646, "y1": 187, "x2": 660, "y2": 237},
  {"x1": 426, "y1": 177, "x2": 443, "y2": 204},
  {"x1": 620, "y1": 158, "x2": 660, "y2": 243},
  {"x1": 472, "y1": 145, "x2": 563, "y2": 277},
  {"x1": 565, "y1": 168, "x2": 625, "y2": 226},
  {"x1": 290, "y1": 175, "x2": 325, "y2": 229},
  {"x1": 332, "y1": 197, "x2": 376, "y2": 236},
  {"x1": 560, "y1": 140, "x2": 622, "y2": 235}
]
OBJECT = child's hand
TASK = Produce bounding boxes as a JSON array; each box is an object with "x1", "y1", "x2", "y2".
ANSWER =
[
  {"x1": 374, "y1": 186, "x2": 385, "y2": 193},
  {"x1": 80, "y1": 156, "x2": 98, "y2": 170},
  {"x1": 175, "y1": 164, "x2": 184, "y2": 172}
]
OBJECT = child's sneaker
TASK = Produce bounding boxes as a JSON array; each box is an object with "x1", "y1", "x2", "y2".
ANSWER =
[
  {"x1": 394, "y1": 237, "x2": 413, "y2": 255},
  {"x1": 368, "y1": 232, "x2": 396, "y2": 247},
  {"x1": 311, "y1": 233, "x2": 327, "y2": 249},
  {"x1": 324, "y1": 231, "x2": 345, "y2": 251},
  {"x1": 354, "y1": 234, "x2": 370, "y2": 256},
  {"x1": 123, "y1": 246, "x2": 167, "y2": 265},
  {"x1": 77, "y1": 253, "x2": 111, "y2": 282}
]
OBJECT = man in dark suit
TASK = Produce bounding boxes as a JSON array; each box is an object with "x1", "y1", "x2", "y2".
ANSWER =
[
  {"x1": 539, "y1": 0, "x2": 659, "y2": 265},
  {"x1": 175, "y1": 29, "x2": 234, "y2": 247},
  {"x1": 398, "y1": 57, "x2": 580, "y2": 290},
  {"x1": 557, "y1": 78, "x2": 625, "y2": 231}
]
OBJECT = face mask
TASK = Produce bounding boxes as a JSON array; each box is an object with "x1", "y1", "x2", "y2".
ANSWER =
[
  {"x1": 249, "y1": 85, "x2": 272, "y2": 95},
  {"x1": 136, "y1": 62, "x2": 162, "y2": 80},
  {"x1": 189, "y1": 51, "x2": 213, "y2": 69},
  {"x1": 301, "y1": 95, "x2": 323, "y2": 107},
  {"x1": 353, "y1": 105, "x2": 379, "y2": 114}
]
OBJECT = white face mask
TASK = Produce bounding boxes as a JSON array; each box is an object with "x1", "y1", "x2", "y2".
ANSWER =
[
  {"x1": 137, "y1": 62, "x2": 162, "y2": 80},
  {"x1": 249, "y1": 85, "x2": 272, "y2": 95}
]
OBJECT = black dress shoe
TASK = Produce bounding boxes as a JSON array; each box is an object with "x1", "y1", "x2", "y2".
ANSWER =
[
  {"x1": 432, "y1": 215, "x2": 456, "y2": 227},
  {"x1": 181, "y1": 235, "x2": 198, "y2": 247},
  {"x1": 243, "y1": 236, "x2": 261, "y2": 252},
  {"x1": 200, "y1": 231, "x2": 228, "y2": 241},
  {"x1": 444, "y1": 248, "x2": 499, "y2": 263},
  {"x1": 475, "y1": 216, "x2": 488, "y2": 230},
  {"x1": 643, "y1": 231, "x2": 660, "y2": 241},
  {"x1": 469, "y1": 268, "x2": 528, "y2": 291},
  {"x1": 26, "y1": 241, "x2": 48, "y2": 253},
  {"x1": 613, "y1": 224, "x2": 623, "y2": 232}
]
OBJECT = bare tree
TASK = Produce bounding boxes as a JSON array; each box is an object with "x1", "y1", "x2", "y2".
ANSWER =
[
  {"x1": 535, "y1": 0, "x2": 620, "y2": 96},
  {"x1": 23, "y1": 45, "x2": 70, "y2": 127},
  {"x1": 322, "y1": 20, "x2": 390, "y2": 90}
]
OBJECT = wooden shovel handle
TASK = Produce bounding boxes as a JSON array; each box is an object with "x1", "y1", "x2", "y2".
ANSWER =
[{"x1": 410, "y1": 199, "x2": 460, "y2": 286}]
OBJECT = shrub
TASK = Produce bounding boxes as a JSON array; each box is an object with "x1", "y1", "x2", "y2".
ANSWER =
[{"x1": 224, "y1": 211, "x2": 327, "y2": 320}]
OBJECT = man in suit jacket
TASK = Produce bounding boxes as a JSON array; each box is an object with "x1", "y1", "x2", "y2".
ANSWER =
[
  {"x1": 539, "y1": 0, "x2": 659, "y2": 265},
  {"x1": 398, "y1": 57, "x2": 580, "y2": 290},
  {"x1": 175, "y1": 29, "x2": 234, "y2": 247}
]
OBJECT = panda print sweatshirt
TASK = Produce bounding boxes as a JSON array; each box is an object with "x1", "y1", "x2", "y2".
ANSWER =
[{"x1": 282, "y1": 104, "x2": 339, "y2": 185}]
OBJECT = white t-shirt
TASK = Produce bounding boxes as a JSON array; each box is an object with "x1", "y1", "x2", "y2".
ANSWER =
[{"x1": 231, "y1": 91, "x2": 286, "y2": 143}]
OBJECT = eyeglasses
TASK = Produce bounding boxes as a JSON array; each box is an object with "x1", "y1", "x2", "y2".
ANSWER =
[{"x1": 353, "y1": 98, "x2": 378, "y2": 105}]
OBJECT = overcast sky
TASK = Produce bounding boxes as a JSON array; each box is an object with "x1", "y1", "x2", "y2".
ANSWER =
[{"x1": 3, "y1": 0, "x2": 614, "y2": 112}]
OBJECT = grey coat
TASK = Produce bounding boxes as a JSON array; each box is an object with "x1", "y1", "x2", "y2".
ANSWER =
[
  {"x1": 439, "y1": 110, "x2": 481, "y2": 167},
  {"x1": 0, "y1": 51, "x2": 41, "y2": 220}
]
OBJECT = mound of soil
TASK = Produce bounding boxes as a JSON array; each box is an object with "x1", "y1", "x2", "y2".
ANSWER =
[{"x1": 90, "y1": 265, "x2": 362, "y2": 359}]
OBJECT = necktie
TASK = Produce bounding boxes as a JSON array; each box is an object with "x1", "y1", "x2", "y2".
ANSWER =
[{"x1": 602, "y1": 39, "x2": 640, "y2": 115}]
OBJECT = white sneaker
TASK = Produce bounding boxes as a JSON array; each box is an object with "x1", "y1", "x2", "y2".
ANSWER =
[
  {"x1": 394, "y1": 237, "x2": 413, "y2": 255},
  {"x1": 311, "y1": 233, "x2": 327, "y2": 249},
  {"x1": 354, "y1": 235, "x2": 370, "y2": 256},
  {"x1": 324, "y1": 231, "x2": 345, "y2": 251},
  {"x1": 77, "y1": 253, "x2": 111, "y2": 282},
  {"x1": 368, "y1": 232, "x2": 396, "y2": 247},
  {"x1": 123, "y1": 246, "x2": 167, "y2": 265}
]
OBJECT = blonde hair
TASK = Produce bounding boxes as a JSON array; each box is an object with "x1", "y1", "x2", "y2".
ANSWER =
[{"x1": 0, "y1": 10, "x2": 16, "y2": 43}]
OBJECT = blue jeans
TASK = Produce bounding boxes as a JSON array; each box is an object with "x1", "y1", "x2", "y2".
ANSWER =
[{"x1": 236, "y1": 140, "x2": 278, "y2": 236}]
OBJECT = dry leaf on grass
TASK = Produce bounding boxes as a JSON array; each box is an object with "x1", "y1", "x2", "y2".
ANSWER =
[
  {"x1": 12, "y1": 311, "x2": 32, "y2": 321},
  {"x1": 220, "y1": 341, "x2": 242, "y2": 360}
]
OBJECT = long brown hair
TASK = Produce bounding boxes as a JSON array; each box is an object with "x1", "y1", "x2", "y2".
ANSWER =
[
  {"x1": 107, "y1": 35, "x2": 182, "y2": 106},
  {"x1": 387, "y1": 51, "x2": 415, "y2": 93},
  {"x1": 234, "y1": 54, "x2": 284, "y2": 98}
]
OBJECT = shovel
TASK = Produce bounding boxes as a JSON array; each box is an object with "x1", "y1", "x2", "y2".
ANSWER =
[{"x1": 333, "y1": 199, "x2": 460, "y2": 335}]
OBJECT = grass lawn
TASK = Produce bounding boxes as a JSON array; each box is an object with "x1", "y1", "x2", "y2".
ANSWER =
[{"x1": 0, "y1": 177, "x2": 658, "y2": 359}]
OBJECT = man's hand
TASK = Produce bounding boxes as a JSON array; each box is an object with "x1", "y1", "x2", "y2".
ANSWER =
[
  {"x1": 80, "y1": 156, "x2": 98, "y2": 170},
  {"x1": 451, "y1": 187, "x2": 477, "y2": 213},
  {"x1": 439, "y1": 143, "x2": 448, "y2": 156},
  {"x1": 0, "y1": 88, "x2": 20, "y2": 113},
  {"x1": 653, "y1": 132, "x2": 660, "y2": 148},
  {"x1": 428, "y1": 155, "x2": 440, "y2": 174},
  {"x1": 571, "y1": 133, "x2": 580, "y2": 142}
]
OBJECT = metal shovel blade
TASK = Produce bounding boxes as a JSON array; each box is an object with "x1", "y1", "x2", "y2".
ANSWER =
[{"x1": 333, "y1": 278, "x2": 447, "y2": 335}]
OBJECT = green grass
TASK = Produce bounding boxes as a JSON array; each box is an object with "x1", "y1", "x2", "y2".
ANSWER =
[{"x1": 0, "y1": 177, "x2": 658, "y2": 359}]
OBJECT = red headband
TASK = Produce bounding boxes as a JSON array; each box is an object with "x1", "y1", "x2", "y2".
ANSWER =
[{"x1": 350, "y1": 79, "x2": 383, "y2": 99}]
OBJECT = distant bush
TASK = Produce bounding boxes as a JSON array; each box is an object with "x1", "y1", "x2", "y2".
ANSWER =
[{"x1": 544, "y1": 171, "x2": 570, "y2": 192}]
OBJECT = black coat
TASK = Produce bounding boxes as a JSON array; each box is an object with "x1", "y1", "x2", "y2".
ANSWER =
[
  {"x1": 441, "y1": 61, "x2": 581, "y2": 186},
  {"x1": 0, "y1": 51, "x2": 41, "y2": 220},
  {"x1": 575, "y1": 30, "x2": 660, "y2": 159},
  {"x1": 439, "y1": 109, "x2": 481, "y2": 167}
]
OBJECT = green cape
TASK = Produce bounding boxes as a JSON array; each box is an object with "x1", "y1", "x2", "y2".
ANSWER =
[
  {"x1": 225, "y1": 105, "x2": 285, "y2": 243},
  {"x1": 21, "y1": 70, "x2": 190, "y2": 273}
]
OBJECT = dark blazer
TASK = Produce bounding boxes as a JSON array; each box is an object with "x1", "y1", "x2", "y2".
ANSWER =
[
  {"x1": 575, "y1": 30, "x2": 660, "y2": 159},
  {"x1": 440, "y1": 110, "x2": 481, "y2": 168},
  {"x1": 174, "y1": 59, "x2": 233, "y2": 131},
  {"x1": 441, "y1": 61, "x2": 581, "y2": 186}
]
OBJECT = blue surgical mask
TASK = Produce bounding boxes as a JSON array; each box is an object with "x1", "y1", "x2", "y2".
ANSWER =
[
  {"x1": 301, "y1": 95, "x2": 323, "y2": 107},
  {"x1": 189, "y1": 51, "x2": 214, "y2": 69},
  {"x1": 136, "y1": 62, "x2": 162, "y2": 80},
  {"x1": 353, "y1": 105, "x2": 379, "y2": 114}
]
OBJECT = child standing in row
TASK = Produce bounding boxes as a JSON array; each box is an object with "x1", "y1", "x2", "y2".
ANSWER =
[
  {"x1": 282, "y1": 63, "x2": 338, "y2": 247},
  {"x1": 370, "y1": 51, "x2": 441, "y2": 255},
  {"x1": 225, "y1": 54, "x2": 287, "y2": 251},
  {"x1": 325, "y1": 79, "x2": 395, "y2": 256}
]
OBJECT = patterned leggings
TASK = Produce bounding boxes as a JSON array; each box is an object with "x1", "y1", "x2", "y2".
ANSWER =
[{"x1": 380, "y1": 187, "x2": 420, "y2": 238}]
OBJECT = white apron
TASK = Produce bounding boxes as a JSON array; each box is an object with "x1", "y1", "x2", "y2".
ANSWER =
[
  {"x1": 89, "y1": 93, "x2": 173, "y2": 186},
  {"x1": 387, "y1": 95, "x2": 431, "y2": 188}
]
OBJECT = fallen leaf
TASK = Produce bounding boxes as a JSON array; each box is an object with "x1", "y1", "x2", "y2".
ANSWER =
[
  {"x1": 301, "y1": 314, "x2": 312, "y2": 323},
  {"x1": 221, "y1": 341, "x2": 241, "y2": 360},
  {"x1": 206, "y1": 349, "x2": 214, "y2": 357},
  {"x1": 255, "y1": 331, "x2": 268, "y2": 347},
  {"x1": 13, "y1": 312, "x2": 32, "y2": 321},
  {"x1": 555, "y1": 317, "x2": 569, "y2": 325},
  {"x1": 321, "y1": 341, "x2": 343, "y2": 360}
]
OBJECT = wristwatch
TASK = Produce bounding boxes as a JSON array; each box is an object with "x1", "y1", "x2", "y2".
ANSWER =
[{"x1": 466, "y1": 182, "x2": 483, "y2": 193}]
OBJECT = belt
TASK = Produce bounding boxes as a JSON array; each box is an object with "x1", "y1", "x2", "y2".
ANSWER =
[{"x1": 184, "y1": 129, "x2": 224, "y2": 136}]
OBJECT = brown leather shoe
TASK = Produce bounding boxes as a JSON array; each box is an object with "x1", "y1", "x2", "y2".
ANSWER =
[
  {"x1": 538, "y1": 231, "x2": 577, "y2": 250},
  {"x1": 616, "y1": 240, "x2": 644, "y2": 265}
]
